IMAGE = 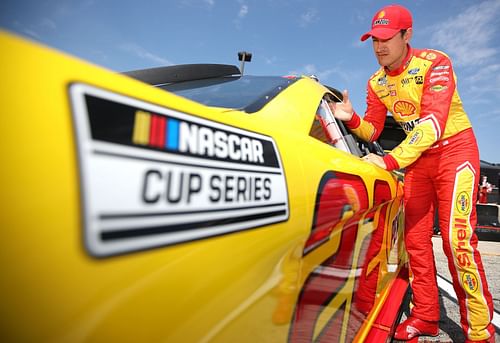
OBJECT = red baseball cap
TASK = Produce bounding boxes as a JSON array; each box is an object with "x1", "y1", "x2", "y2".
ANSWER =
[{"x1": 360, "y1": 4, "x2": 412, "y2": 41}]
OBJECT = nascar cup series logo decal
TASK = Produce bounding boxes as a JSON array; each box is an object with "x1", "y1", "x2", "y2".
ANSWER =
[
  {"x1": 131, "y1": 110, "x2": 266, "y2": 164},
  {"x1": 70, "y1": 83, "x2": 289, "y2": 257}
]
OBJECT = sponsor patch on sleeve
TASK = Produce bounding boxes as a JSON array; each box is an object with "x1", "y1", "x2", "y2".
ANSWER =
[{"x1": 70, "y1": 83, "x2": 289, "y2": 257}]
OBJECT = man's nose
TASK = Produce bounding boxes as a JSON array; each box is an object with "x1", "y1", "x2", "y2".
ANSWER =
[{"x1": 375, "y1": 41, "x2": 386, "y2": 52}]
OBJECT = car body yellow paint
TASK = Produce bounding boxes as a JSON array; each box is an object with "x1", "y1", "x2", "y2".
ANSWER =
[{"x1": 0, "y1": 30, "x2": 408, "y2": 342}]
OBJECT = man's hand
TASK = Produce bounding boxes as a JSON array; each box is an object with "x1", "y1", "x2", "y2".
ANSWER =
[
  {"x1": 328, "y1": 90, "x2": 354, "y2": 121},
  {"x1": 362, "y1": 153, "x2": 387, "y2": 169}
]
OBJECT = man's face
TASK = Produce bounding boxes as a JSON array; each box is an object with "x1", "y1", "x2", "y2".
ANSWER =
[{"x1": 372, "y1": 29, "x2": 411, "y2": 71}]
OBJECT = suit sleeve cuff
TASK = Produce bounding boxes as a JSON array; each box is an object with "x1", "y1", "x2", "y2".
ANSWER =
[
  {"x1": 383, "y1": 154, "x2": 400, "y2": 171},
  {"x1": 344, "y1": 112, "x2": 361, "y2": 129}
]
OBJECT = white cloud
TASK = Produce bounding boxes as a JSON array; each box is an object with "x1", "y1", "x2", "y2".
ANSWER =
[
  {"x1": 12, "y1": 18, "x2": 54, "y2": 40},
  {"x1": 471, "y1": 107, "x2": 500, "y2": 123},
  {"x1": 22, "y1": 28, "x2": 41, "y2": 39},
  {"x1": 238, "y1": 4, "x2": 248, "y2": 18},
  {"x1": 465, "y1": 63, "x2": 500, "y2": 84},
  {"x1": 40, "y1": 18, "x2": 57, "y2": 30},
  {"x1": 233, "y1": 3, "x2": 248, "y2": 28},
  {"x1": 265, "y1": 56, "x2": 277, "y2": 65},
  {"x1": 120, "y1": 43, "x2": 173, "y2": 66},
  {"x1": 179, "y1": 0, "x2": 215, "y2": 9},
  {"x1": 462, "y1": 68, "x2": 500, "y2": 100},
  {"x1": 288, "y1": 64, "x2": 353, "y2": 84},
  {"x1": 299, "y1": 8, "x2": 319, "y2": 28},
  {"x1": 429, "y1": 0, "x2": 500, "y2": 67}
]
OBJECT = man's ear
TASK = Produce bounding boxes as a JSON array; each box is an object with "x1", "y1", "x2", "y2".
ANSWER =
[{"x1": 405, "y1": 28, "x2": 413, "y2": 43}]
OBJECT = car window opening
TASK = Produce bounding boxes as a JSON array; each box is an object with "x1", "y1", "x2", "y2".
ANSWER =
[
  {"x1": 310, "y1": 97, "x2": 363, "y2": 157},
  {"x1": 316, "y1": 99, "x2": 351, "y2": 152},
  {"x1": 310, "y1": 94, "x2": 388, "y2": 159}
]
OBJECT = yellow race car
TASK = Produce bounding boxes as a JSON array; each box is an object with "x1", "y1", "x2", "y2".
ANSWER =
[{"x1": 1, "y1": 30, "x2": 408, "y2": 342}]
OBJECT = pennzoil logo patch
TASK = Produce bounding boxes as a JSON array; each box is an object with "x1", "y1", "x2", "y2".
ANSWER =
[
  {"x1": 455, "y1": 191, "x2": 471, "y2": 215},
  {"x1": 408, "y1": 129, "x2": 423, "y2": 145},
  {"x1": 426, "y1": 53, "x2": 437, "y2": 60},
  {"x1": 70, "y1": 83, "x2": 289, "y2": 257},
  {"x1": 462, "y1": 272, "x2": 479, "y2": 294}
]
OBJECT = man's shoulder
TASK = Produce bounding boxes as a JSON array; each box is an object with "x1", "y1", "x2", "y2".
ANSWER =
[
  {"x1": 368, "y1": 67, "x2": 385, "y2": 82},
  {"x1": 413, "y1": 48, "x2": 451, "y2": 62}
]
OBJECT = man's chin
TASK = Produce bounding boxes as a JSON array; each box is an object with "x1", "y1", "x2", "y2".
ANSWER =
[{"x1": 376, "y1": 58, "x2": 390, "y2": 67}]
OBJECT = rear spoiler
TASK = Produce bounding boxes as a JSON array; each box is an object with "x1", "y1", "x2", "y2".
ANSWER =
[{"x1": 122, "y1": 64, "x2": 241, "y2": 85}]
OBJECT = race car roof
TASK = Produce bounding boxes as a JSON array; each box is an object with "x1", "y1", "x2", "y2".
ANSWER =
[
  {"x1": 123, "y1": 63, "x2": 301, "y2": 113},
  {"x1": 160, "y1": 75, "x2": 298, "y2": 113}
]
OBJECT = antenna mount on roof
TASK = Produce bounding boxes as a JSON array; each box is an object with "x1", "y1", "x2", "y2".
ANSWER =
[{"x1": 238, "y1": 51, "x2": 252, "y2": 75}]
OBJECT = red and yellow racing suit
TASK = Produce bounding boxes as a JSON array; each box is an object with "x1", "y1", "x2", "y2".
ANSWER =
[{"x1": 345, "y1": 46, "x2": 494, "y2": 341}]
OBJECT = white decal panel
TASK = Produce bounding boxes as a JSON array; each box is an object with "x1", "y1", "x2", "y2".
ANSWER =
[{"x1": 70, "y1": 84, "x2": 289, "y2": 257}]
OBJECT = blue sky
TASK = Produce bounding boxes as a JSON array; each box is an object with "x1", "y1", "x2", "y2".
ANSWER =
[{"x1": 1, "y1": 0, "x2": 499, "y2": 163}]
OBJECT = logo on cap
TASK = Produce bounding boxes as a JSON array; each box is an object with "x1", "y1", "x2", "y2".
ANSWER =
[
  {"x1": 361, "y1": 4, "x2": 412, "y2": 41},
  {"x1": 374, "y1": 11, "x2": 389, "y2": 26}
]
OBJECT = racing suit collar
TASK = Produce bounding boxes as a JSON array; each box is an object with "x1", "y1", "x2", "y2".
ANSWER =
[{"x1": 385, "y1": 44, "x2": 413, "y2": 76}]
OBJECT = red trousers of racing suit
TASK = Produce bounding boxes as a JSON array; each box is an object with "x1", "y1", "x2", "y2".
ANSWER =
[{"x1": 403, "y1": 128, "x2": 495, "y2": 341}]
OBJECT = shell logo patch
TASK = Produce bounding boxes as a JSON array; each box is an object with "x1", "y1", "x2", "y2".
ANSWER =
[
  {"x1": 378, "y1": 10, "x2": 386, "y2": 18},
  {"x1": 462, "y1": 272, "x2": 479, "y2": 294},
  {"x1": 393, "y1": 100, "x2": 416, "y2": 117},
  {"x1": 455, "y1": 191, "x2": 471, "y2": 215}
]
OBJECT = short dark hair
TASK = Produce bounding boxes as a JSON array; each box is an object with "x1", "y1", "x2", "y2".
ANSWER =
[{"x1": 400, "y1": 29, "x2": 408, "y2": 37}]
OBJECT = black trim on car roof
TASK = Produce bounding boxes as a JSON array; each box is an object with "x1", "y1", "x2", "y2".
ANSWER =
[
  {"x1": 122, "y1": 64, "x2": 241, "y2": 85},
  {"x1": 244, "y1": 77, "x2": 299, "y2": 113}
]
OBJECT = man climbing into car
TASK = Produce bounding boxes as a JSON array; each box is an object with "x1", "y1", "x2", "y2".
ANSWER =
[{"x1": 330, "y1": 4, "x2": 494, "y2": 342}]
